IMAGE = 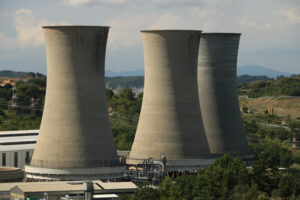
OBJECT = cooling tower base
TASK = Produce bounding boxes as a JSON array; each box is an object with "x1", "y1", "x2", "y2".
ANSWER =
[
  {"x1": 25, "y1": 165, "x2": 125, "y2": 181},
  {"x1": 127, "y1": 158, "x2": 215, "y2": 171}
]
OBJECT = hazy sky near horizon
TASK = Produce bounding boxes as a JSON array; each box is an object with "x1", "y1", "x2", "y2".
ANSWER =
[{"x1": 0, "y1": 0, "x2": 299, "y2": 74}]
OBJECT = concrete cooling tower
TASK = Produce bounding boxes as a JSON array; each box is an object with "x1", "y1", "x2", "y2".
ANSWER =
[
  {"x1": 128, "y1": 30, "x2": 214, "y2": 171},
  {"x1": 197, "y1": 33, "x2": 252, "y2": 159},
  {"x1": 25, "y1": 26, "x2": 125, "y2": 181}
]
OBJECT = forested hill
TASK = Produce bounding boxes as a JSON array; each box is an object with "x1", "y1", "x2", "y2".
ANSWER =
[
  {"x1": 237, "y1": 75, "x2": 270, "y2": 84},
  {"x1": 1, "y1": 70, "x2": 272, "y2": 89},
  {"x1": 0, "y1": 70, "x2": 28, "y2": 78},
  {"x1": 105, "y1": 75, "x2": 272, "y2": 89},
  {"x1": 239, "y1": 75, "x2": 300, "y2": 98},
  {"x1": 2, "y1": 70, "x2": 299, "y2": 96},
  {"x1": 105, "y1": 76, "x2": 144, "y2": 89}
]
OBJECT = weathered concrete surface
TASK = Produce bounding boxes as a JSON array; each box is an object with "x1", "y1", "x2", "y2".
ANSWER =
[
  {"x1": 26, "y1": 26, "x2": 124, "y2": 180},
  {"x1": 198, "y1": 33, "x2": 249, "y2": 155},
  {"x1": 128, "y1": 30, "x2": 213, "y2": 170}
]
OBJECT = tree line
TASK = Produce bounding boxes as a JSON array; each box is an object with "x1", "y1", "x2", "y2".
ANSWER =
[
  {"x1": 1, "y1": 74, "x2": 300, "y2": 199},
  {"x1": 239, "y1": 75, "x2": 300, "y2": 98},
  {"x1": 120, "y1": 154, "x2": 300, "y2": 200}
]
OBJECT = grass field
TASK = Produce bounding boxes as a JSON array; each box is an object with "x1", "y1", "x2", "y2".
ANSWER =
[{"x1": 239, "y1": 96, "x2": 300, "y2": 120}]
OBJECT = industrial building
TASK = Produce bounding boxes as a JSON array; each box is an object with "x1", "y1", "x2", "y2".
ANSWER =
[
  {"x1": 25, "y1": 26, "x2": 125, "y2": 181},
  {"x1": 0, "y1": 180, "x2": 137, "y2": 200},
  {"x1": 0, "y1": 130, "x2": 37, "y2": 169},
  {"x1": 128, "y1": 30, "x2": 214, "y2": 171},
  {"x1": 0, "y1": 130, "x2": 129, "y2": 170},
  {"x1": 0, "y1": 167, "x2": 24, "y2": 183},
  {"x1": 197, "y1": 33, "x2": 253, "y2": 163},
  {"x1": 0, "y1": 28, "x2": 257, "y2": 188}
]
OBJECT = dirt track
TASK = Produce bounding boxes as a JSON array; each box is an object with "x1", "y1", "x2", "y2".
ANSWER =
[{"x1": 239, "y1": 96, "x2": 300, "y2": 119}]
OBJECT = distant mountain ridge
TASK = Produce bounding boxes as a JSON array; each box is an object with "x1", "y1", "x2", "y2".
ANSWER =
[
  {"x1": 237, "y1": 65, "x2": 291, "y2": 78},
  {"x1": 106, "y1": 76, "x2": 144, "y2": 89},
  {"x1": 1, "y1": 65, "x2": 291, "y2": 78},
  {"x1": 106, "y1": 69, "x2": 144, "y2": 77},
  {"x1": 106, "y1": 65, "x2": 291, "y2": 78}
]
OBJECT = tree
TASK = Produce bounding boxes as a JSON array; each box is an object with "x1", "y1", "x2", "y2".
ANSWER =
[
  {"x1": 194, "y1": 155, "x2": 249, "y2": 200},
  {"x1": 132, "y1": 187, "x2": 160, "y2": 200},
  {"x1": 253, "y1": 155, "x2": 280, "y2": 195},
  {"x1": 158, "y1": 176, "x2": 172, "y2": 200},
  {"x1": 279, "y1": 173, "x2": 295, "y2": 198},
  {"x1": 168, "y1": 175, "x2": 196, "y2": 200},
  {"x1": 119, "y1": 89, "x2": 135, "y2": 101},
  {"x1": 105, "y1": 88, "x2": 114, "y2": 100}
]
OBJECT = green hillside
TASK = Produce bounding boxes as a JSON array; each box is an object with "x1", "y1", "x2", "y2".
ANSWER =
[
  {"x1": 237, "y1": 74, "x2": 270, "y2": 84},
  {"x1": 0, "y1": 70, "x2": 30, "y2": 78},
  {"x1": 239, "y1": 75, "x2": 300, "y2": 98},
  {"x1": 1, "y1": 71, "x2": 300, "y2": 199},
  {"x1": 105, "y1": 76, "x2": 144, "y2": 88}
]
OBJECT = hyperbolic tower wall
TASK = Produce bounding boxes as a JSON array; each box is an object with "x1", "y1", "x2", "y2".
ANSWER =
[
  {"x1": 128, "y1": 30, "x2": 213, "y2": 171},
  {"x1": 25, "y1": 26, "x2": 125, "y2": 181},
  {"x1": 197, "y1": 33, "x2": 250, "y2": 157}
]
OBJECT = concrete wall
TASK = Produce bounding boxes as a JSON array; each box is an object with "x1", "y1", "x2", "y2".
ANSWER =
[
  {"x1": 129, "y1": 30, "x2": 212, "y2": 168},
  {"x1": 197, "y1": 33, "x2": 249, "y2": 155},
  {"x1": 27, "y1": 26, "x2": 124, "y2": 180}
]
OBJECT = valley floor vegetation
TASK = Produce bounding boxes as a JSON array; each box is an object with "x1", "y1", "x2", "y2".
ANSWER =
[{"x1": 0, "y1": 73, "x2": 300, "y2": 199}]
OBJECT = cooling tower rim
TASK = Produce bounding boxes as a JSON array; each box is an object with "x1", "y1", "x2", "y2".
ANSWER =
[
  {"x1": 141, "y1": 29, "x2": 202, "y2": 33},
  {"x1": 43, "y1": 25, "x2": 110, "y2": 29},
  {"x1": 201, "y1": 32, "x2": 241, "y2": 35}
]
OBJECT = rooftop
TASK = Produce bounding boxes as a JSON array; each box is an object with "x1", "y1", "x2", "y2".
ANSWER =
[{"x1": 0, "y1": 180, "x2": 137, "y2": 193}]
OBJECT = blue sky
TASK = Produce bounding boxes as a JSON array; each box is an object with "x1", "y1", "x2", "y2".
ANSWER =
[{"x1": 0, "y1": 0, "x2": 299, "y2": 74}]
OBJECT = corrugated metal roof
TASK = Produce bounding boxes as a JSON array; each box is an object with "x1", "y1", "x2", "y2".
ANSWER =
[
  {"x1": 13, "y1": 182, "x2": 86, "y2": 192},
  {"x1": 0, "y1": 130, "x2": 39, "y2": 135},
  {"x1": 0, "y1": 130, "x2": 37, "y2": 151},
  {"x1": 93, "y1": 194, "x2": 118, "y2": 198},
  {"x1": 0, "y1": 180, "x2": 137, "y2": 193},
  {"x1": 0, "y1": 144, "x2": 35, "y2": 152},
  {"x1": 0, "y1": 135, "x2": 37, "y2": 143}
]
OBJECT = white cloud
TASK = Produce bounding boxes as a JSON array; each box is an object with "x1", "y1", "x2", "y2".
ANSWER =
[
  {"x1": 104, "y1": 0, "x2": 300, "y2": 53},
  {"x1": 105, "y1": 11, "x2": 196, "y2": 49},
  {"x1": 105, "y1": 12, "x2": 157, "y2": 49},
  {"x1": 14, "y1": 9, "x2": 70, "y2": 48},
  {"x1": 150, "y1": 12, "x2": 188, "y2": 29},
  {"x1": 0, "y1": 0, "x2": 299, "y2": 73},
  {"x1": 278, "y1": 7, "x2": 300, "y2": 24},
  {"x1": 63, "y1": 0, "x2": 127, "y2": 6},
  {"x1": 63, "y1": 0, "x2": 201, "y2": 7}
]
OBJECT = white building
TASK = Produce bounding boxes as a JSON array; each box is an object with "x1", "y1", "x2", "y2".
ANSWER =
[
  {"x1": 0, "y1": 130, "x2": 128, "y2": 170},
  {"x1": 0, "y1": 130, "x2": 38, "y2": 169}
]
